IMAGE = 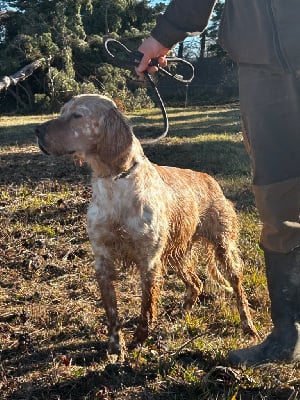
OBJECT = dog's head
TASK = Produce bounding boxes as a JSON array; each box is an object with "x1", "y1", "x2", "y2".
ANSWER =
[{"x1": 35, "y1": 94, "x2": 133, "y2": 162}]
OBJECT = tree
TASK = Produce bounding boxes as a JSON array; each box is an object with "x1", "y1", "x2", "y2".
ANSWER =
[
  {"x1": 168, "y1": 1, "x2": 224, "y2": 61},
  {"x1": 206, "y1": 0, "x2": 226, "y2": 57},
  {"x1": 0, "y1": 0, "x2": 163, "y2": 113}
]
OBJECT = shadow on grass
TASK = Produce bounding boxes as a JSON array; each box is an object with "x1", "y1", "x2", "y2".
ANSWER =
[
  {"x1": 0, "y1": 106, "x2": 248, "y2": 185},
  {"x1": 0, "y1": 140, "x2": 249, "y2": 183},
  {"x1": 0, "y1": 151, "x2": 91, "y2": 185},
  {"x1": 0, "y1": 135, "x2": 254, "y2": 210},
  {"x1": 1, "y1": 107, "x2": 240, "y2": 150},
  {"x1": 132, "y1": 106, "x2": 241, "y2": 139},
  {"x1": 144, "y1": 140, "x2": 250, "y2": 176},
  {"x1": 2, "y1": 342, "x2": 220, "y2": 400},
  {"x1": 4, "y1": 342, "x2": 295, "y2": 400},
  {"x1": 0, "y1": 123, "x2": 38, "y2": 147}
]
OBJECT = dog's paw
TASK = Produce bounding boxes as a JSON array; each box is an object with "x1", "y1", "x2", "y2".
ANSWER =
[
  {"x1": 133, "y1": 324, "x2": 149, "y2": 345},
  {"x1": 107, "y1": 334, "x2": 126, "y2": 362}
]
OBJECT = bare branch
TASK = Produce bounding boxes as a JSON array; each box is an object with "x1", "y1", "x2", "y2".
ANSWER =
[{"x1": 0, "y1": 58, "x2": 44, "y2": 91}]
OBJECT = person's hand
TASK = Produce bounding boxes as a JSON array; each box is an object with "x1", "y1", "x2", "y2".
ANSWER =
[{"x1": 135, "y1": 36, "x2": 170, "y2": 78}]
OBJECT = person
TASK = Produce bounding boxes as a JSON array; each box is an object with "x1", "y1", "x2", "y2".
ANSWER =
[{"x1": 135, "y1": 0, "x2": 300, "y2": 366}]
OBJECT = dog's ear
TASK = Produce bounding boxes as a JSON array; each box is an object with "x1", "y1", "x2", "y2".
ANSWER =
[{"x1": 99, "y1": 107, "x2": 133, "y2": 162}]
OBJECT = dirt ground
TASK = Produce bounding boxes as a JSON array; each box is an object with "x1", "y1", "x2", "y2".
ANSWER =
[{"x1": 0, "y1": 113, "x2": 299, "y2": 399}]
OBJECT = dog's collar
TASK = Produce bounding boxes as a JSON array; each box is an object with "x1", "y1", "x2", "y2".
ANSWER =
[{"x1": 113, "y1": 156, "x2": 144, "y2": 180}]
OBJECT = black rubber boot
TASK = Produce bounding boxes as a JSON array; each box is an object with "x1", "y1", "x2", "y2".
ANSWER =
[{"x1": 228, "y1": 247, "x2": 300, "y2": 366}]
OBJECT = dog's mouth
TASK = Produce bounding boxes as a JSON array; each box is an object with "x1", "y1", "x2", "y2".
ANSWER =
[
  {"x1": 37, "y1": 139, "x2": 76, "y2": 156},
  {"x1": 37, "y1": 140, "x2": 50, "y2": 155}
]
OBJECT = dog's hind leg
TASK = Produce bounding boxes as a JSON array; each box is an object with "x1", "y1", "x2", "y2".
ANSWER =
[
  {"x1": 214, "y1": 243, "x2": 258, "y2": 337},
  {"x1": 206, "y1": 201, "x2": 258, "y2": 337},
  {"x1": 168, "y1": 244, "x2": 203, "y2": 311},
  {"x1": 173, "y1": 256, "x2": 203, "y2": 311}
]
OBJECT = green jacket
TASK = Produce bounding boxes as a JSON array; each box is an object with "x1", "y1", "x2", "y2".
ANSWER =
[{"x1": 151, "y1": 0, "x2": 300, "y2": 72}]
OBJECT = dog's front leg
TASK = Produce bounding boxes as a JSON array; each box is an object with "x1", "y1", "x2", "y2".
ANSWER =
[
  {"x1": 134, "y1": 260, "x2": 163, "y2": 345},
  {"x1": 94, "y1": 258, "x2": 124, "y2": 359}
]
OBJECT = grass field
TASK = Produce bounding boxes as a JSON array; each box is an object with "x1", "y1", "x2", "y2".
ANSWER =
[{"x1": 0, "y1": 105, "x2": 299, "y2": 399}]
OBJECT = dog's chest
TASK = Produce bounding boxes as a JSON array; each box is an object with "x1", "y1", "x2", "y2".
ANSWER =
[{"x1": 87, "y1": 177, "x2": 167, "y2": 243}]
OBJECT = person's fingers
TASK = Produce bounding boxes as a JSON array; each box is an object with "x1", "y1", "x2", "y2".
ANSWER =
[
  {"x1": 135, "y1": 55, "x2": 167, "y2": 78},
  {"x1": 136, "y1": 56, "x2": 155, "y2": 75},
  {"x1": 157, "y1": 56, "x2": 167, "y2": 68},
  {"x1": 147, "y1": 65, "x2": 159, "y2": 74},
  {"x1": 135, "y1": 36, "x2": 170, "y2": 77}
]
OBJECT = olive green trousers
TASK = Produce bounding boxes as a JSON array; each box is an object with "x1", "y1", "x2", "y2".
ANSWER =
[{"x1": 238, "y1": 64, "x2": 300, "y2": 253}]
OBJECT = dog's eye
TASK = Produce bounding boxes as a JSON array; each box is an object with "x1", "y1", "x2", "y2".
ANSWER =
[{"x1": 72, "y1": 113, "x2": 83, "y2": 119}]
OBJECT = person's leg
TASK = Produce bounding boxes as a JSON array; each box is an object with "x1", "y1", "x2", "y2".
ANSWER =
[
  {"x1": 229, "y1": 248, "x2": 300, "y2": 366},
  {"x1": 228, "y1": 64, "x2": 300, "y2": 366}
]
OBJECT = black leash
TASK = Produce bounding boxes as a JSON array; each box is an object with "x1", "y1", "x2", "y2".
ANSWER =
[{"x1": 104, "y1": 38, "x2": 194, "y2": 144}]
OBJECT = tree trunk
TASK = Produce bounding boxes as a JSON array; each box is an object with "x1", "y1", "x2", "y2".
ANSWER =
[
  {"x1": 199, "y1": 31, "x2": 207, "y2": 59},
  {"x1": 177, "y1": 42, "x2": 184, "y2": 58}
]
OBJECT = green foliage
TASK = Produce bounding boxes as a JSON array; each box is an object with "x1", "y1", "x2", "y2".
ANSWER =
[
  {"x1": 47, "y1": 67, "x2": 80, "y2": 109},
  {"x1": 95, "y1": 62, "x2": 154, "y2": 111},
  {"x1": 206, "y1": 1, "x2": 227, "y2": 57},
  {"x1": 0, "y1": 0, "x2": 161, "y2": 113},
  {"x1": 0, "y1": 0, "x2": 229, "y2": 114}
]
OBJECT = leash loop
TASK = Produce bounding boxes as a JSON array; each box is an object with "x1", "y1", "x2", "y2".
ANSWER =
[
  {"x1": 104, "y1": 38, "x2": 194, "y2": 143},
  {"x1": 104, "y1": 38, "x2": 194, "y2": 83}
]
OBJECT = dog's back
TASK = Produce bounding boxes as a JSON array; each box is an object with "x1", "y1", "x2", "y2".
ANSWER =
[{"x1": 154, "y1": 164, "x2": 239, "y2": 249}]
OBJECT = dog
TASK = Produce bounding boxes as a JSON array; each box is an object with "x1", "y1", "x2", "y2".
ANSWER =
[{"x1": 36, "y1": 94, "x2": 258, "y2": 358}]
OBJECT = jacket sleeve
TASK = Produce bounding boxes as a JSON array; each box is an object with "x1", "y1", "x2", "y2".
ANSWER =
[{"x1": 151, "y1": 0, "x2": 217, "y2": 48}]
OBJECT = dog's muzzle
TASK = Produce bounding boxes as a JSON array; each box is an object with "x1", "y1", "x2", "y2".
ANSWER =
[
  {"x1": 35, "y1": 123, "x2": 76, "y2": 156},
  {"x1": 35, "y1": 125, "x2": 49, "y2": 155},
  {"x1": 35, "y1": 124, "x2": 50, "y2": 155}
]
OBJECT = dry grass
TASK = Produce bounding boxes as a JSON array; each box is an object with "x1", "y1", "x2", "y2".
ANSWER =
[{"x1": 0, "y1": 107, "x2": 299, "y2": 399}]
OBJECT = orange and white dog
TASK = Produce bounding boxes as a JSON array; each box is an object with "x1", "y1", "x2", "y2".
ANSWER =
[{"x1": 36, "y1": 94, "x2": 257, "y2": 358}]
